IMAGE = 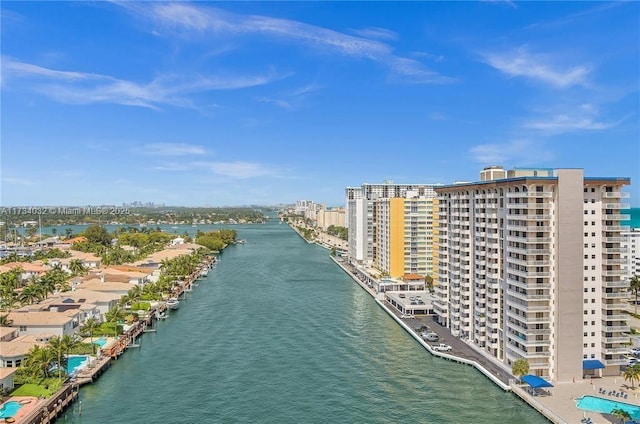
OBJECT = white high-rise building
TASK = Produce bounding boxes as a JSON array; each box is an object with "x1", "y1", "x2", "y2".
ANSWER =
[
  {"x1": 434, "y1": 167, "x2": 631, "y2": 383},
  {"x1": 346, "y1": 182, "x2": 439, "y2": 267},
  {"x1": 622, "y1": 228, "x2": 640, "y2": 279}
]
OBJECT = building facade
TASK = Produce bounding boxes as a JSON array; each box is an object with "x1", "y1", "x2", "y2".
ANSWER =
[
  {"x1": 433, "y1": 167, "x2": 630, "y2": 383},
  {"x1": 346, "y1": 182, "x2": 439, "y2": 279}
]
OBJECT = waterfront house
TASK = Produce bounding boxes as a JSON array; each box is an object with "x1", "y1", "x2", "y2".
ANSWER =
[
  {"x1": 0, "y1": 334, "x2": 48, "y2": 368},
  {"x1": 0, "y1": 327, "x2": 19, "y2": 342},
  {"x1": 0, "y1": 367, "x2": 17, "y2": 393},
  {"x1": 47, "y1": 289, "x2": 120, "y2": 319},
  {"x1": 5, "y1": 311, "x2": 78, "y2": 337}
]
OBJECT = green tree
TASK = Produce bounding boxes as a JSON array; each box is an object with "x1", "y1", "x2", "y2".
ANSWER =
[
  {"x1": 610, "y1": 407, "x2": 631, "y2": 424},
  {"x1": 24, "y1": 345, "x2": 56, "y2": 379},
  {"x1": 83, "y1": 224, "x2": 112, "y2": 246},
  {"x1": 47, "y1": 336, "x2": 68, "y2": 380},
  {"x1": 0, "y1": 314, "x2": 13, "y2": 326},
  {"x1": 623, "y1": 364, "x2": 640, "y2": 390},
  {"x1": 68, "y1": 259, "x2": 87, "y2": 277},
  {"x1": 80, "y1": 317, "x2": 100, "y2": 354},
  {"x1": 512, "y1": 358, "x2": 530, "y2": 382}
]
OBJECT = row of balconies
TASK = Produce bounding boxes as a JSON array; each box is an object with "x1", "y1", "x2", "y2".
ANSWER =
[
  {"x1": 506, "y1": 214, "x2": 552, "y2": 221},
  {"x1": 506, "y1": 191, "x2": 553, "y2": 198}
]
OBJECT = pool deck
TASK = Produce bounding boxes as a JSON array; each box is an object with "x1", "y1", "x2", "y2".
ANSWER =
[
  {"x1": 1, "y1": 396, "x2": 41, "y2": 423},
  {"x1": 525, "y1": 377, "x2": 640, "y2": 424}
]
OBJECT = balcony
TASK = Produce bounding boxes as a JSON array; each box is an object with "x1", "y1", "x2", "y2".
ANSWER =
[
  {"x1": 603, "y1": 248, "x2": 629, "y2": 254},
  {"x1": 603, "y1": 192, "x2": 630, "y2": 198},
  {"x1": 506, "y1": 192, "x2": 553, "y2": 198},
  {"x1": 604, "y1": 336, "x2": 630, "y2": 343},
  {"x1": 603, "y1": 347, "x2": 631, "y2": 355},
  {"x1": 604, "y1": 325, "x2": 630, "y2": 332},
  {"x1": 605, "y1": 358, "x2": 628, "y2": 366},
  {"x1": 507, "y1": 278, "x2": 551, "y2": 291},
  {"x1": 507, "y1": 214, "x2": 552, "y2": 221},
  {"x1": 602, "y1": 303, "x2": 628, "y2": 311},
  {"x1": 603, "y1": 258, "x2": 628, "y2": 265},
  {"x1": 605, "y1": 214, "x2": 631, "y2": 221},
  {"x1": 603, "y1": 281, "x2": 630, "y2": 289},
  {"x1": 603, "y1": 226, "x2": 630, "y2": 232},
  {"x1": 602, "y1": 270, "x2": 630, "y2": 277},
  {"x1": 508, "y1": 268, "x2": 551, "y2": 279},
  {"x1": 506, "y1": 235, "x2": 552, "y2": 244},
  {"x1": 602, "y1": 292, "x2": 629, "y2": 299},
  {"x1": 602, "y1": 314, "x2": 628, "y2": 321},
  {"x1": 602, "y1": 203, "x2": 630, "y2": 209}
]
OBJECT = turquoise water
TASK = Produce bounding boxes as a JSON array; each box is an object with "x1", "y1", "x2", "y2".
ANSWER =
[
  {"x1": 66, "y1": 355, "x2": 88, "y2": 375},
  {"x1": 623, "y1": 208, "x2": 640, "y2": 229},
  {"x1": 0, "y1": 401, "x2": 21, "y2": 418},
  {"x1": 93, "y1": 338, "x2": 107, "y2": 348},
  {"x1": 576, "y1": 395, "x2": 640, "y2": 419},
  {"x1": 57, "y1": 220, "x2": 547, "y2": 423}
]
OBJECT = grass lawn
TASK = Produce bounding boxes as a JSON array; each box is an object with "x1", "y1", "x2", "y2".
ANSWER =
[{"x1": 11, "y1": 382, "x2": 59, "y2": 398}]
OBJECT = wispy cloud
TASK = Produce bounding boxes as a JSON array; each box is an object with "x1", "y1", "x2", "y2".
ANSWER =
[
  {"x1": 470, "y1": 139, "x2": 553, "y2": 164},
  {"x1": 428, "y1": 112, "x2": 449, "y2": 121},
  {"x1": 481, "y1": 46, "x2": 590, "y2": 88},
  {"x1": 522, "y1": 103, "x2": 631, "y2": 135},
  {"x1": 481, "y1": 0, "x2": 517, "y2": 9},
  {"x1": 123, "y1": 2, "x2": 451, "y2": 84},
  {"x1": 139, "y1": 143, "x2": 208, "y2": 156},
  {"x1": 2, "y1": 176, "x2": 36, "y2": 186},
  {"x1": 350, "y1": 27, "x2": 398, "y2": 41},
  {"x1": 196, "y1": 161, "x2": 280, "y2": 178},
  {"x1": 2, "y1": 57, "x2": 284, "y2": 109}
]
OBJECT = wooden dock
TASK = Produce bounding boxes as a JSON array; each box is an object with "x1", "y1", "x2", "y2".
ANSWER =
[
  {"x1": 20, "y1": 384, "x2": 79, "y2": 424},
  {"x1": 72, "y1": 355, "x2": 112, "y2": 386}
]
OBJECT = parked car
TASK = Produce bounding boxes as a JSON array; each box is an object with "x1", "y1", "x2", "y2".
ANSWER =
[
  {"x1": 399, "y1": 293, "x2": 406, "y2": 298},
  {"x1": 630, "y1": 347, "x2": 640, "y2": 356},
  {"x1": 421, "y1": 332, "x2": 439, "y2": 342},
  {"x1": 400, "y1": 313, "x2": 415, "y2": 319},
  {"x1": 433, "y1": 343, "x2": 452, "y2": 352}
]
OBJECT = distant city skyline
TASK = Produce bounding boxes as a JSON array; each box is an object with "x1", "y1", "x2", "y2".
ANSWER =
[{"x1": 2, "y1": 2, "x2": 638, "y2": 206}]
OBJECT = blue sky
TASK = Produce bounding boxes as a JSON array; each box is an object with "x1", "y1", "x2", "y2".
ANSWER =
[{"x1": 1, "y1": 1, "x2": 638, "y2": 207}]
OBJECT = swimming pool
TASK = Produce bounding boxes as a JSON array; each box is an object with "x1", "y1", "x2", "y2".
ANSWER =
[
  {"x1": 93, "y1": 338, "x2": 107, "y2": 347},
  {"x1": 0, "y1": 401, "x2": 22, "y2": 419},
  {"x1": 66, "y1": 355, "x2": 89, "y2": 375},
  {"x1": 576, "y1": 395, "x2": 640, "y2": 419}
]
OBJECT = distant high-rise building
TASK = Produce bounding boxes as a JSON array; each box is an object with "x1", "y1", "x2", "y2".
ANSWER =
[
  {"x1": 346, "y1": 182, "x2": 440, "y2": 279},
  {"x1": 433, "y1": 167, "x2": 631, "y2": 383}
]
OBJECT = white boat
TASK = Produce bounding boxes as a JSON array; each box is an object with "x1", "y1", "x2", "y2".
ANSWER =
[
  {"x1": 166, "y1": 298, "x2": 180, "y2": 310},
  {"x1": 200, "y1": 268, "x2": 209, "y2": 277}
]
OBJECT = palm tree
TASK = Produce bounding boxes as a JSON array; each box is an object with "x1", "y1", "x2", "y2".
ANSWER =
[
  {"x1": 631, "y1": 275, "x2": 640, "y2": 316},
  {"x1": 68, "y1": 259, "x2": 87, "y2": 277},
  {"x1": 19, "y1": 284, "x2": 45, "y2": 306},
  {"x1": 80, "y1": 317, "x2": 100, "y2": 354},
  {"x1": 0, "y1": 314, "x2": 13, "y2": 327},
  {"x1": 512, "y1": 358, "x2": 530, "y2": 382},
  {"x1": 610, "y1": 407, "x2": 631, "y2": 424},
  {"x1": 47, "y1": 336, "x2": 67, "y2": 380},
  {"x1": 24, "y1": 345, "x2": 56, "y2": 379},
  {"x1": 623, "y1": 364, "x2": 640, "y2": 390}
]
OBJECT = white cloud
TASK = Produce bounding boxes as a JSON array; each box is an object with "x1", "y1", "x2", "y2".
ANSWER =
[
  {"x1": 350, "y1": 27, "x2": 398, "y2": 41},
  {"x1": 140, "y1": 143, "x2": 207, "y2": 156},
  {"x1": 428, "y1": 112, "x2": 448, "y2": 121},
  {"x1": 524, "y1": 114, "x2": 625, "y2": 134},
  {"x1": 197, "y1": 161, "x2": 279, "y2": 178},
  {"x1": 482, "y1": 47, "x2": 590, "y2": 88},
  {"x1": 123, "y1": 3, "x2": 450, "y2": 84},
  {"x1": 1, "y1": 176, "x2": 35, "y2": 186},
  {"x1": 522, "y1": 103, "x2": 630, "y2": 135},
  {"x1": 470, "y1": 139, "x2": 552, "y2": 164},
  {"x1": 2, "y1": 58, "x2": 284, "y2": 109}
]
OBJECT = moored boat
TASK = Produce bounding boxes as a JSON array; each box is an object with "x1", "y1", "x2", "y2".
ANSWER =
[{"x1": 166, "y1": 298, "x2": 180, "y2": 309}]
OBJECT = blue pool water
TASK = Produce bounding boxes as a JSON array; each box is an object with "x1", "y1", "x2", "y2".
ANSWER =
[
  {"x1": 576, "y1": 395, "x2": 640, "y2": 419},
  {"x1": 93, "y1": 338, "x2": 107, "y2": 347},
  {"x1": 66, "y1": 355, "x2": 88, "y2": 375},
  {"x1": 0, "y1": 401, "x2": 22, "y2": 418}
]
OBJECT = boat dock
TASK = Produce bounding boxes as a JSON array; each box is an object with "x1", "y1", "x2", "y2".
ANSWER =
[
  {"x1": 72, "y1": 355, "x2": 112, "y2": 386},
  {"x1": 20, "y1": 384, "x2": 79, "y2": 424}
]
